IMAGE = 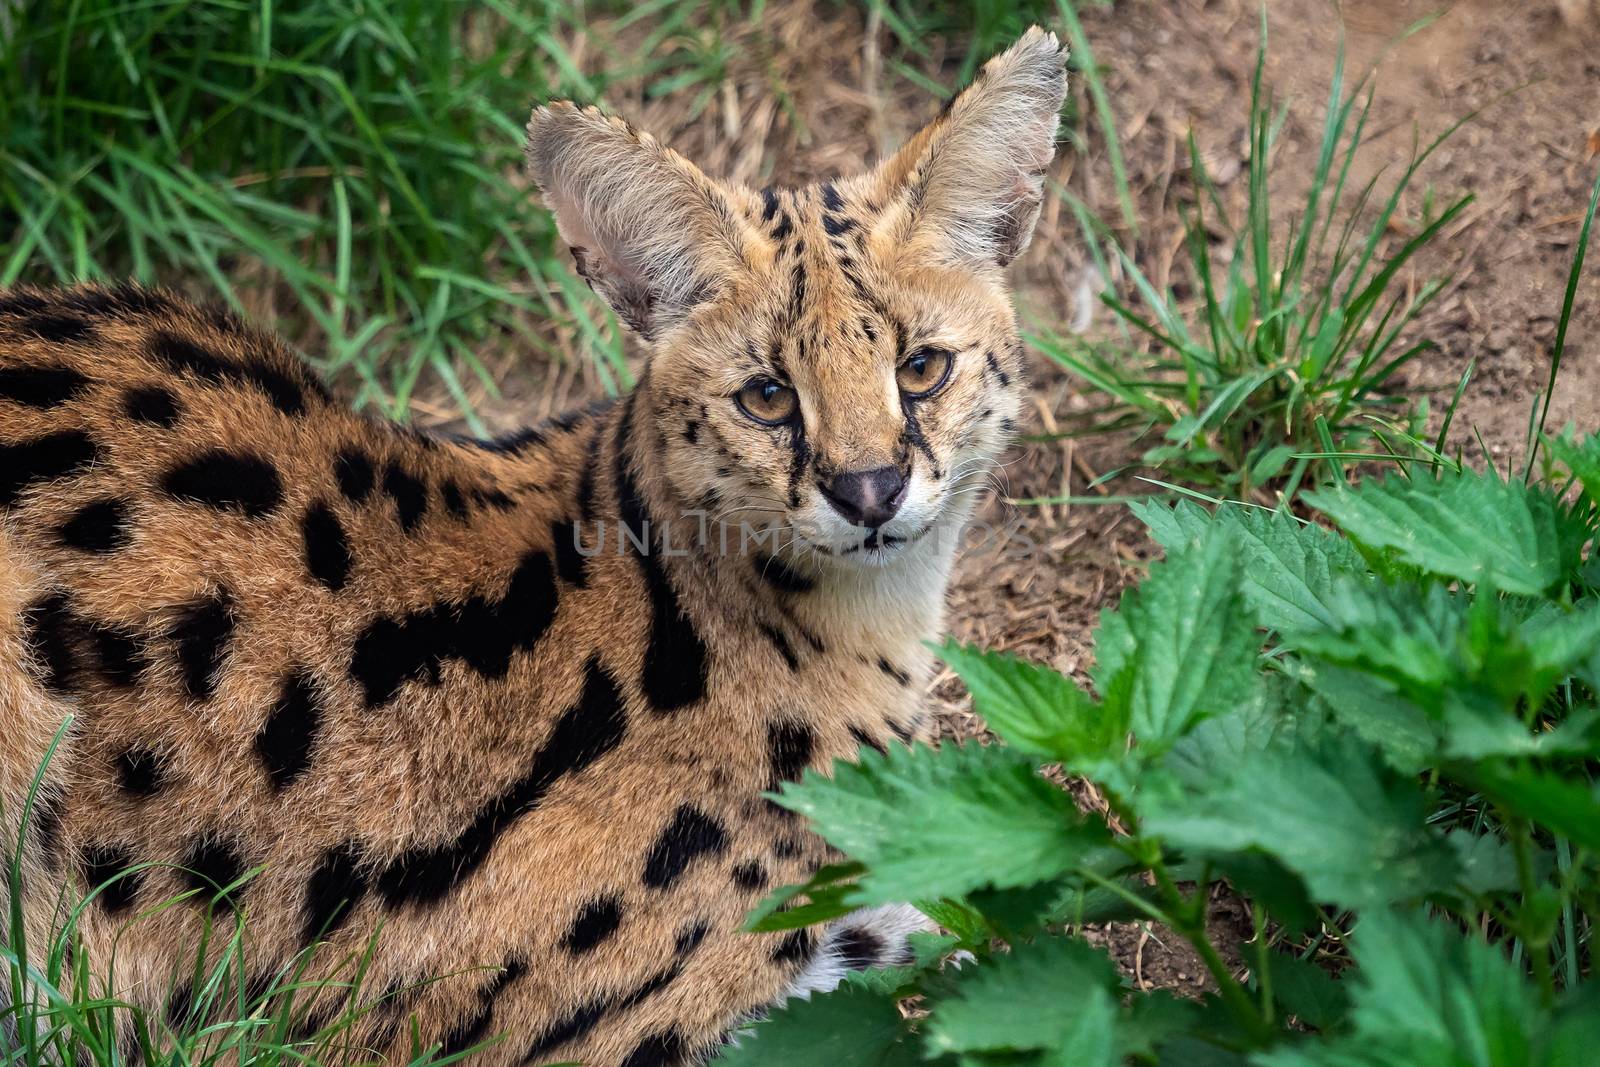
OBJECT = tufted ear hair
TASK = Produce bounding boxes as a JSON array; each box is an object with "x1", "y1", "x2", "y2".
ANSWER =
[
  {"x1": 525, "y1": 103, "x2": 748, "y2": 341},
  {"x1": 878, "y1": 27, "x2": 1068, "y2": 269}
]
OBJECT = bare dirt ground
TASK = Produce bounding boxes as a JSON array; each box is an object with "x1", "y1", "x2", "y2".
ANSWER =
[{"x1": 428, "y1": 0, "x2": 1600, "y2": 995}]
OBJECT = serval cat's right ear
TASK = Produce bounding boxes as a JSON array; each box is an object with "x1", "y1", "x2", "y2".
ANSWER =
[
  {"x1": 524, "y1": 102, "x2": 750, "y2": 342},
  {"x1": 875, "y1": 27, "x2": 1068, "y2": 269}
]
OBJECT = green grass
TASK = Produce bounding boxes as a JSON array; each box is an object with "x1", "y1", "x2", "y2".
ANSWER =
[
  {"x1": 1032, "y1": 11, "x2": 1474, "y2": 505},
  {"x1": 0, "y1": 0, "x2": 657, "y2": 430}
]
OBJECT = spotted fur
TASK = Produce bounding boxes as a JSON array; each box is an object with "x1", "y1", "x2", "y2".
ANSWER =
[{"x1": 0, "y1": 29, "x2": 1065, "y2": 1067}]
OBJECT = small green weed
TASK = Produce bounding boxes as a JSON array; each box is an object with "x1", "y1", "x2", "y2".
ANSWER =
[{"x1": 1034, "y1": 15, "x2": 1473, "y2": 504}]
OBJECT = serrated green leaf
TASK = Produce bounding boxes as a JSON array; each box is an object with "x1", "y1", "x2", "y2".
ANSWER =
[
  {"x1": 1542, "y1": 984, "x2": 1600, "y2": 1066},
  {"x1": 1219, "y1": 851, "x2": 1318, "y2": 936},
  {"x1": 966, "y1": 881, "x2": 1068, "y2": 940},
  {"x1": 775, "y1": 744, "x2": 1107, "y2": 906},
  {"x1": 1305, "y1": 471, "x2": 1583, "y2": 596},
  {"x1": 925, "y1": 936, "x2": 1120, "y2": 1055},
  {"x1": 1038, "y1": 986, "x2": 1120, "y2": 1067},
  {"x1": 1119, "y1": 991, "x2": 1202, "y2": 1060},
  {"x1": 1162, "y1": 1036, "x2": 1256, "y2": 1066},
  {"x1": 1461, "y1": 765, "x2": 1600, "y2": 853},
  {"x1": 1288, "y1": 660, "x2": 1436, "y2": 773},
  {"x1": 1285, "y1": 580, "x2": 1463, "y2": 710},
  {"x1": 1543, "y1": 428, "x2": 1600, "y2": 505},
  {"x1": 1092, "y1": 527, "x2": 1261, "y2": 756},
  {"x1": 1267, "y1": 953, "x2": 1350, "y2": 1032},
  {"x1": 1146, "y1": 734, "x2": 1459, "y2": 910},
  {"x1": 1134, "y1": 500, "x2": 1365, "y2": 633},
  {"x1": 1160, "y1": 678, "x2": 1306, "y2": 791},
  {"x1": 1052, "y1": 877, "x2": 1164, "y2": 927},
  {"x1": 713, "y1": 982, "x2": 920, "y2": 1066},
  {"x1": 933, "y1": 641, "x2": 1123, "y2": 763},
  {"x1": 1253, "y1": 910, "x2": 1545, "y2": 1067},
  {"x1": 1445, "y1": 830, "x2": 1521, "y2": 898}
]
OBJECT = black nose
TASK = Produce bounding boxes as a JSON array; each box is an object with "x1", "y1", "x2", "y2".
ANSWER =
[{"x1": 820, "y1": 466, "x2": 908, "y2": 528}]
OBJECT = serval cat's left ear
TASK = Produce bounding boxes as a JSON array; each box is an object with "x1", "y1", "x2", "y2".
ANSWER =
[
  {"x1": 877, "y1": 27, "x2": 1068, "y2": 269},
  {"x1": 524, "y1": 103, "x2": 749, "y2": 341}
]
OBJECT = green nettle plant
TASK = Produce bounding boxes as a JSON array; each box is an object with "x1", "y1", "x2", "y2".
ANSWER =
[{"x1": 723, "y1": 444, "x2": 1600, "y2": 1065}]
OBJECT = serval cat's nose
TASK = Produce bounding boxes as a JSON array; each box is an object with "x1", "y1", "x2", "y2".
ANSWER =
[{"x1": 820, "y1": 466, "x2": 908, "y2": 528}]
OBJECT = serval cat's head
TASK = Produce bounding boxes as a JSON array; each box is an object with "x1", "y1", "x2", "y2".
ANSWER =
[{"x1": 525, "y1": 29, "x2": 1066, "y2": 570}]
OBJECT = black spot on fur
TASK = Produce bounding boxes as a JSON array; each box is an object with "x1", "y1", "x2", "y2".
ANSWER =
[
  {"x1": 823, "y1": 214, "x2": 855, "y2": 236},
  {"x1": 675, "y1": 919, "x2": 710, "y2": 956},
  {"x1": 115, "y1": 746, "x2": 165, "y2": 797},
  {"x1": 576, "y1": 432, "x2": 601, "y2": 522},
  {"x1": 642, "y1": 805, "x2": 729, "y2": 890},
  {"x1": 731, "y1": 860, "x2": 768, "y2": 892},
  {"x1": 161, "y1": 450, "x2": 283, "y2": 518},
  {"x1": 440, "y1": 959, "x2": 527, "y2": 1057},
  {"x1": 760, "y1": 624, "x2": 799, "y2": 673},
  {"x1": 88, "y1": 623, "x2": 144, "y2": 687},
  {"x1": 350, "y1": 550, "x2": 557, "y2": 708},
  {"x1": 760, "y1": 187, "x2": 780, "y2": 221},
  {"x1": 0, "y1": 290, "x2": 49, "y2": 316},
  {"x1": 561, "y1": 895, "x2": 624, "y2": 955},
  {"x1": 614, "y1": 402, "x2": 710, "y2": 713},
  {"x1": 440, "y1": 480, "x2": 469, "y2": 520},
  {"x1": 620, "y1": 1030, "x2": 688, "y2": 1067},
  {"x1": 0, "y1": 364, "x2": 90, "y2": 408},
  {"x1": 57, "y1": 498, "x2": 131, "y2": 554},
  {"x1": 523, "y1": 998, "x2": 609, "y2": 1062},
  {"x1": 889, "y1": 719, "x2": 914, "y2": 744},
  {"x1": 473, "y1": 426, "x2": 545, "y2": 454},
  {"x1": 984, "y1": 350, "x2": 1012, "y2": 388},
  {"x1": 772, "y1": 928, "x2": 813, "y2": 964},
  {"x1": 22, "y1": 594, "x2": 77, "y2": 692},
  {"x1": 55, "y1": 283, "x2": 171, "y2": 319},
  {"x1": 304, "y1": 842, "x2": 368, "y2": 943},
  {"x1": 301, "y1": 502, "x2": 352, "y2": 592},
  {"x1": 165, "y1": 983, "x2": 194, "y2": 1028},
  {"x1": 834, "y1": 927, "x2": 885, "y2": 971},
  {"x1": 21, "y1": 593, "x2": 144, "y2": 691},
  {"x1": 123, "y1": 384, "x2": 182, "y2": 427},
  {"x1": 474, "y1": 486, "x2": 516, "y2": 511},
  {"x1": 82, "y1": 844, "x2": 140, "y2": 914},
  {"x1": 0, "y1": 430, "x2": 101, "y2": 508},
  {"x1": 382, "y1": 463, "x2": 428, "y2": 533},
  {"x1": 149, "y1": 329, "x2": 308, "y2": 416},
  {"x1": 33, "y1": 795, "x2": 63, "y2": 873},
  {"x1": 256, "y1": 671, "x2": 323, "y2": 791},
  {"x1": 820, "y1": 183, "x2": 844, "y2": 212},
  {"x1": 754, "y1": 554, "x2": 813, "y2": 594},
  {"x1": 170, "y1": 591, "x2": 235, "y2": 701},
  {"x1": 877, "y1": 657, "x2": 911, "y2": 686},
  {"x1": 552, "y1": 519, "x2": 589, "y2": 587},
  {"x1": 334, "y1": 449, "x2": 375, "y2": 503},
  {"x1": 849, "y1": 725, "x2": 888, "y2": 756},
  {"x1": 18, "y1": 313, "x2": 96, "y2": 344},
  {"x1": 682, "y1": 419, "x2": 699, "y2": 445},
  {"x1": 377, "y1": 657, "x2": 626, "y2": 906},
  {"x1": 182, "y1": 838, "x2": 245, "y2": 909},
  {"x1": 768, "y1": 719, "x2": 815, "y2": 789}
]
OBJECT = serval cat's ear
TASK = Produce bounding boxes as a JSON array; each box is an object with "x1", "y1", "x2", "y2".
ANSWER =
[
  {"x1": 877, "y1": 27, "x2": 1068, "y2": 269},
  {"x1": 524, "y1": 103, "x2": 747, "y2": 341}
]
